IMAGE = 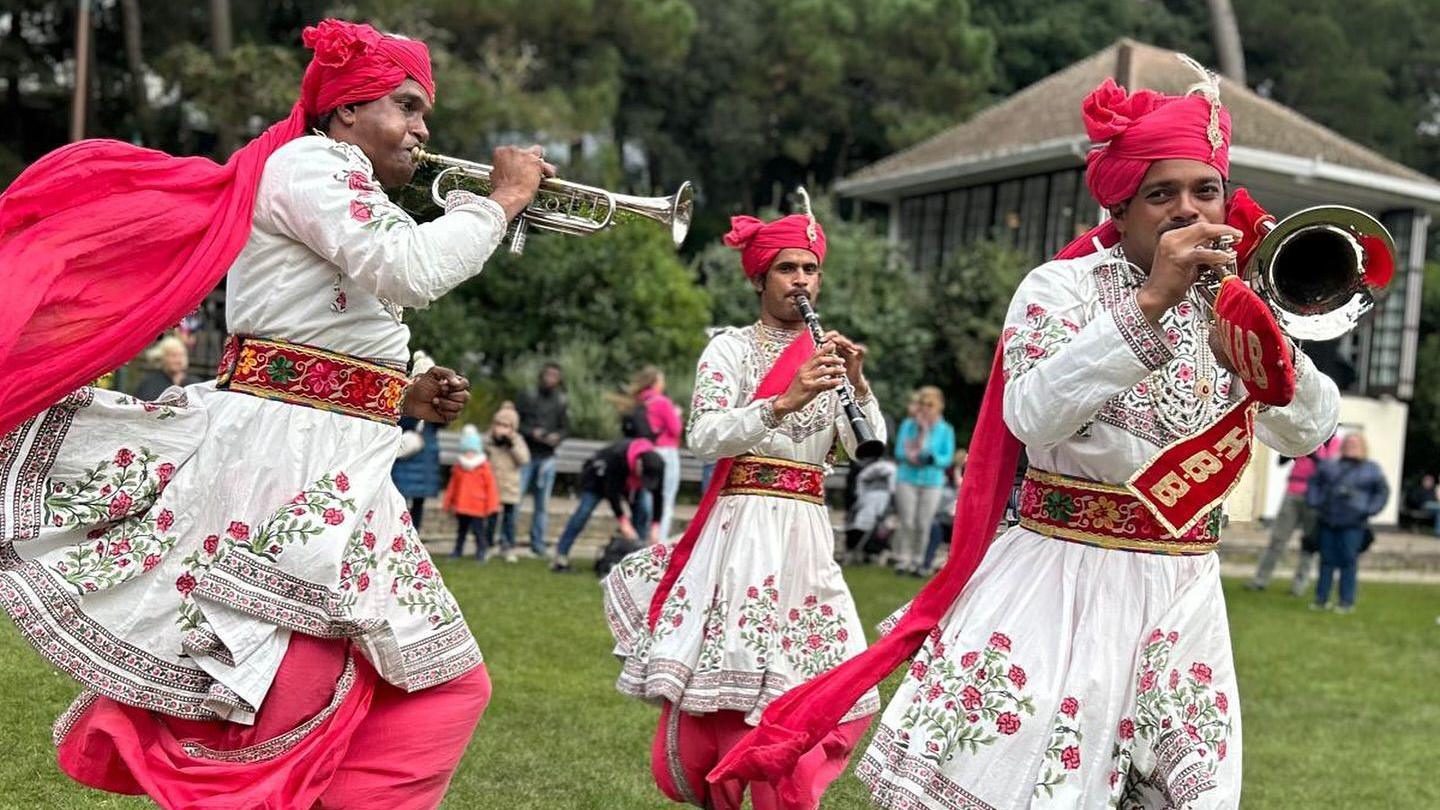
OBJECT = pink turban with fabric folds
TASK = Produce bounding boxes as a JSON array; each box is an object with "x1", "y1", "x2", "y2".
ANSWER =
[
  {"x1": 1053, "y1": 72, "x2": 1233, "y2": 260},
  {"x1": 723, "y1": 214, "x2": 827, "y2": 278},
  {"x1": 1082, "y1": 77, "x2": 1231, "y2": 206},
  {"x1": 0, "y1": 20, "x2": 432, "y2": 436}
]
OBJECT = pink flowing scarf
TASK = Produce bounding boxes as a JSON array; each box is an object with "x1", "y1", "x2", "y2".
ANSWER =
[{"x1": 647, "y1": 328, "x2": 816, "y2": 631}]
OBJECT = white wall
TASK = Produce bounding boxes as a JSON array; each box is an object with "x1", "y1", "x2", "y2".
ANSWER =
[{"x1": 1227, "y1": 395, "x2": 1407, "y2": 525}]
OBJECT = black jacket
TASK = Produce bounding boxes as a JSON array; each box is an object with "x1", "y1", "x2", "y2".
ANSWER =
[{"x1": 516, "y1": 386, "x2": 570, "y2": 459}]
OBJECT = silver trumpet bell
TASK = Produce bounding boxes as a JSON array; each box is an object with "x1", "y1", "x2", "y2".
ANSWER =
[
  {"x1": 411, "y1": 147, "x2": 694, "y2": 255},
  {"x1": 1207, "y1": 205, "x2": 1395, "y2": 342}
]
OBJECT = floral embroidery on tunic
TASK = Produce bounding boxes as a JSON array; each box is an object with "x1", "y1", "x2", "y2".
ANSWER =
[
  {"x1": 895, "y1": 630, "x2": 1037, "y2": 765},
  {"x1": 1002, "y1": 303, "x2": 1082, "y2": 382},
  {"x1": 695, "y1": 593, "x2": 729, "y2": 675},
  {"x1": 1033, "y1": 696, "x2": 1084, "y2": 798},
  {"x1": 1092, "y1": 254, "x2": 1228, "y2": 447},
  {"x1": 386, "y1": 522, "x2": 464, "y2": 629},
  {"x1": 44, "y1": 447, "x2": 179, "y2": 594},
  {"x1": 779, "y1": 593, "x2": 850, "y2": 678},
  {"x1": 736, "y1": 574, "x2": 781, "y2": 667}
]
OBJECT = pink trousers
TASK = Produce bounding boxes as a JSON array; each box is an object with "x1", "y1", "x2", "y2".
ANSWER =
[
  {"x1": 56, "y1": 634, "x2": 490, "y2": 810},
  {"x1": 651, "y1": 703, "x2": 871, "y2": 810}
]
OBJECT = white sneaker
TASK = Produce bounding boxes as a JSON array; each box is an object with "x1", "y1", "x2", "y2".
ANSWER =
[{"x1": 504, "y1": 551, "x2": 518, "y2": 564}]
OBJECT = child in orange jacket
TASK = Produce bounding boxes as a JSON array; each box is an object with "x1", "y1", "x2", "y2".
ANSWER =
[{"x1": 445, "y1": 425, "x2": 500, "y2": 560}]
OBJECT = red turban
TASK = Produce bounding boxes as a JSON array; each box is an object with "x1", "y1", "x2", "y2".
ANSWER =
[
  {"x1": 0, "y1": 20, "x2": 431, "y2": 436},
  {"x1": 1083, "y1": 77, "x2": 1231, "y2": 206},
  {"x1": 300, "y1": 19, "x2": 435, "y2": 115},
  {"x1": 1055, "y1": 61, "x2": 1233, "y2": 261},
  {"x1": 723, "y1": 214, "x2": 827, "y2": 278}
]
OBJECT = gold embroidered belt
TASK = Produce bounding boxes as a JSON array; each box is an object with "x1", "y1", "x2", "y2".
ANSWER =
[
  {"x1": 1019, "y1": 468, "x2": 1221, "y2": 556},
  {"x1": 720, "y1": 455, "x2": 827, "y2": 505},
  {"x1": 216, "y1": 336, "x2": 408, "y2": 425}
]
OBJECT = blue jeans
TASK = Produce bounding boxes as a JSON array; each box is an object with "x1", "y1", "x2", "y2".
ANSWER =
[
  {"x1": 1315, "y1": 524, "x2": 1365, "y2": 607},
  {"x1": 556, "y1": 489, "x2": 604, "y2": 557},
  {"x1": 486, "y1": 504, "x2": 518, "y2": 551},
  {"x1": 922, "y1": 520, "x2": 950, "y2": 572},
  {"x1": 517, "y1": 456, "x2": 557, "y2": 555}
]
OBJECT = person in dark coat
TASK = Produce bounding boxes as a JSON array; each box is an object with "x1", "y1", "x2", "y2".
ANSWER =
[
  {"x1": 1307, "y1": 433, "x2": 1389, "y2": 613},
  {"x1": 550, "y1": 438, "x2": 664, "y2": 572},
  {"x1": 134, "y1": 335, "x2": 202, "y2": 401},
  {"x1": 392, "y1": 415, "x2": 442, "y2": 531}
]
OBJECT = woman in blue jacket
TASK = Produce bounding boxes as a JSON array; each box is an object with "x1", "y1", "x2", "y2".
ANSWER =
[
  {"x1": 893, "y1": 386, "x2": 955, "y2": 576},
  {"x1": 1307, "y1": 433, "x2": 1389, "y2": 613}
]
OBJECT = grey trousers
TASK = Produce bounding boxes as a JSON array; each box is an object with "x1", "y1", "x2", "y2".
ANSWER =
[
  {"x1": 1251, "y1": 493, "x2": 1317, "y2": 592},
  {"x1": 893, "y1": 482, "x2": 943, "y2": 571}
]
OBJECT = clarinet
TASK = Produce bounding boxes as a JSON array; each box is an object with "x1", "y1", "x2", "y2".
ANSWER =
[{"x1": 792, "y1": 294, "x2": 885, "y2": 461}]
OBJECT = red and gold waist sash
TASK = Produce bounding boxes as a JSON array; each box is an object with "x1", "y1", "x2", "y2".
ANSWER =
[
  {"x1": 720, "y1": 455, "x2": 827, "y2": 506},
  {"x1": 1019, "y1": 468, "x2": 1221, "y2": 556},
  {"x1": 216, "y1": 335, "x2": 408, "y2": 425}
]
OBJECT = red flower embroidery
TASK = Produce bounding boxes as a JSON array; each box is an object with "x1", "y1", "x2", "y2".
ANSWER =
[
  {"x1": 175, "y1": 573, "x2": 196, "y2": 595},
  {"x1": 357, "y1": 573, "x2": 370, "y2": 592},
  {"x1": 1215, "y1": 691, "x2": 1229, "y2": 713},
  {"x1": 203, "y1": 535, "x2": 220, "y2": 555},
  {"x1": 143, "y1": 554, "x2": 161, "y2": 572},
  {"x1": 114, "y1": 448, "x2": 134, "y2": 468},
  {"x1": 157, "y1": 463, "x2": 176, "y2": 484},
  {"x1": 820, "y1": 604, "x2": 834, "y2": 617},
  {"x1": 1023, "y1": 342, "x2": 1046, "y2": 359},
  {"x1": 401, "y1": 512, "x2": 412, "y2": 527},
  {"x1": 347, "y1": 172, "x2": 374, "y2": 191},
  {"x1": 349, "y1": 199, "x2": 373, "y2": 223},
  {"x1": 1189, "y1": 662, "x2": 1213, "y2": 685},
  {"x1": 996, "y1": 712, "x2": 1022, "y2": 735},
  {"x1": 961, "y1": 685, "x2": 982, "y2": 710},
  {"x1": 836, "y1": 628, "x2": 848, "y2": 642},
  {"x1": 416, "y1": 560, "x2": 435, "y2": 579},
  {"x1": 227, "y1": 521, "x2": 250, "y2": 542},
  {"x1": 1185, "y1": 723, "x2": 1200, "y2": 741},
  {"x1": 108, "y1": 491, "x2": 133, "y2": 519},
  {"x1": 1148, "y1": 629, "x2": 1164, "y2": 645},
  {"x1": 1118, "y1": 718, "x2": 1135, "y2": 740},
  {"x1": 1218, "y1": 741, "x2": 1228, "y2": 760},
  {"x1": 1060, "y1": 696, "x2": 1080, "y2": 718},
  {"x1": 1169, "y1": 669, "x2": 1180, "y2": 690},
  {"x1": 155, "y1": 509, "x2": 174, "y2": 532},
  {"x1": 675, "y1": 586, "x2": 687, "y2": 599},
  {"x1": 1007, "y1": 665, "x2": 1027, "y2": 689},
  {"x1": 746, "y1": 586, "x2": 760, "y2": 599},
  {"x1": 960, "y1": 651, "x2": 979, "y2": 669},
  {"x1": 909, "y1": 660, "x2": 928, "y2": 680},
  {"x1": 788, "y1": 608, "x2": 800, "y2": 622},
  {"x1": 335, "y1": 472, "x2": 350, "y2": 493},
  {"x1": 392, "y1": 536, "x2": 406, "y2": 552},
  {"x1": 363, "y1": 531, "x2": 377, "y2": 550},
  {"x1": 1025, "y1": 303, "x2": 1046, "y2": 319},
  {"x1": 1139, "y1": 671, "x2": 1157, "y2": 693},
  {"x1": 1166, "y1": 631, "x2": 1179, "y2": 644},
  {"x1": 988, "y1": 632, "x2": 1011, "y2": 651},
  {"x1": 305, "y1": 360, "x2": 343, "y2": 397},
  {"x1": 323, "y1": 508, "x2": 345, "y2": 526},
  {"x1": 108, "y1": 538, "x2": 131, "y2": 556},
  {"x1": 1061, "y1": 745, "x2": 1081, "y2": 770}
]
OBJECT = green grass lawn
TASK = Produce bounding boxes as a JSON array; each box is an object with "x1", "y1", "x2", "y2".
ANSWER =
[{"x1": 2, "y1": 563, "x2": 1437, "y2": 808}]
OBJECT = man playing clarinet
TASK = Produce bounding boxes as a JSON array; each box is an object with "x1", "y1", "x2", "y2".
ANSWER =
[{"x1": 601, "y1": 202, "x2": 886, "y2": 809}]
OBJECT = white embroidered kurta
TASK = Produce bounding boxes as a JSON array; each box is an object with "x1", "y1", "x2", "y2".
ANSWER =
[
  {"x1": 0, "y1": 135, "x2": 507, "y2": 725},
  {"x1": 858, "y1": 246, "x2": 1338, "y2": 809},
  {"x1": 603, "y1": 323, "x2": 887, "y2": 724}
]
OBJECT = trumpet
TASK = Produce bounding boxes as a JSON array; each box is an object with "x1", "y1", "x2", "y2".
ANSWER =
[
  {"x1": 1199, "y1": 205, "x2": 1395, "y2": 341},
  {"x1": 410, "y1": 147, "x2": 694, "y2": 255}
]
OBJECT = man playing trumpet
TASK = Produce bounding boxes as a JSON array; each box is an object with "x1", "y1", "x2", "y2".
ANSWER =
[
  {"x1": 602, "y1": 204, "x2": 886, "y2": 809},
  {"x1": 711, "y1": 56, "x2": 1342, "y2": 810},
  {"x1": 0, "y1": 18, "x2": 549, "y2": 808}
]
